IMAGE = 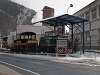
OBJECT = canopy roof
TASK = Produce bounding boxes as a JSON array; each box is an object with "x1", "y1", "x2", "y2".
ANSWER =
[
  {"x1": 33, "y1": 14, "x2": 88, "y2": 26},
  {"x1": 33, "y1": 14, "x2": 87, "y2": 54}
]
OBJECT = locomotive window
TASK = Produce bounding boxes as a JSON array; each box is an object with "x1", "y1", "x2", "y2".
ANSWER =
[
  {"x1": 29, "y1": 35, "x2": 32, "y2": 39},
  {"x1": 21, "y1": 35, "x2": 24, "y2": 39},
  {"x1": 25, "y1": 35, "x2": 28, "y2": 39},
  {"x1": 32, "y1": 35, "x2": 35, "y2": 39}
]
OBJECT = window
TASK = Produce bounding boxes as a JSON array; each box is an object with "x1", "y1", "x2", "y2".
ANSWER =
[
  {"x1": 21, "y1": 35, "x2": 24, "y2": 39},
  {"x1": 80, "y1": 14, "x2": 84, "y2": 19},
  {"x1": 86, "y1": 31, "x2": 90, "y2": 42},
  {"x1": 99, "y1": 5, "x2": 100, "y2": 17},
  {"x1": 25, "y1": 35, "x2": 28, "y2": 39},
  {"x1": 29, "y1": 35, "x2": 32, "y2": 39},
  {"x1": 85, "y1": 11, "x2": 90, "y2": 20},
  {"x1": 91, "y1": 7, "x2": 97, "y2": 20},
  {"x1": 99, "y1": 29, "x2": 100, "y2": 41},
  {"x1": 32, "y1": 35, "x2": 35, "y2": 39}
]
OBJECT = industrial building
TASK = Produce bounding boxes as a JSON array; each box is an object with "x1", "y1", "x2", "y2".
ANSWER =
[
  {"x1": 72, "y1": 0, "x2": 100, "y2": 49},
  {"x1": 7, "y1": 6, "x2": 55, "y2": 48}
]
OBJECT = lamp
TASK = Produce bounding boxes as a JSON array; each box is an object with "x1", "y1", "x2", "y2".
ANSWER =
[{"x1": 67, "y1": 4, "x2": 73, "y2": 14}]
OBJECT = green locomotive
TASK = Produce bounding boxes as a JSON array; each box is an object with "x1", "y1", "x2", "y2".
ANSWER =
[
  {"x1": 39, "y1": 36, "x2": 68, "y2": 53},
  {"x1": 39, "y1": 36, "x2": 57, "y2": 53}
]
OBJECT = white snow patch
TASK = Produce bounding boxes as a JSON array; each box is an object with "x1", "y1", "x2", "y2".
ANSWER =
[{"x1": 1, "y1": 51, "x2": 100, "y2": 66}]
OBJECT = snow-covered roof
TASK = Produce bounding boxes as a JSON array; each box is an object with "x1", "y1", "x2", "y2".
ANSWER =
[{"x1": 33, "y1": 14, "x2": 88, "y2": 26}]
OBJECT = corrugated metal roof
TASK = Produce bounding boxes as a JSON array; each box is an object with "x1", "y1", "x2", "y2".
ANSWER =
[{"x1": 33, "y1": 14, "x2": 88, "y2": 26}]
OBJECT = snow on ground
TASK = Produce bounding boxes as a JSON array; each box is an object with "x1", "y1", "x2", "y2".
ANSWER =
[
  {"x1": 0, "y1": 51, "x2": 100, "y2": 66},
  {"x1": 53, "y1": 52, "x2": 100, "y2": 66}
]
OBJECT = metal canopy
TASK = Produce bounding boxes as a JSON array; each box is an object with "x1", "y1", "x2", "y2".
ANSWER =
[
  {"x1": 33, "y1": 14, "x2": 88, "y2": 54},
  {"x1": 33, "y1": 14, "x2": 88, "y2": 26}
]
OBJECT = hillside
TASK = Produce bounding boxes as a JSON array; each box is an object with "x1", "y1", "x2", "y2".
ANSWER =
[{"x1": 0, "y1": 0, "x2": 36, "y2": 36}]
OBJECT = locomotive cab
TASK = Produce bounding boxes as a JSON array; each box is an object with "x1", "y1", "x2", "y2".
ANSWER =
[{"x1": 11, "y1": 32, "x2": 38, "y2": 53}]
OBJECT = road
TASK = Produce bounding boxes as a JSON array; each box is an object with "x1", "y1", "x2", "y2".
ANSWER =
[{"x1": 0, "y1": 54, "x2": 100, "y2": 75}]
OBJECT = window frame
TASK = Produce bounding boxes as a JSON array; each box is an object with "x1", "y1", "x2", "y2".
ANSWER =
[
  {"x1": 91, "y1": 7, "x2": 97, "y2": 20},
  {"x1": 80, "y1": 14, "x2": 84, "y2": 19},
  {"x1": 99, "y1": 5, "x2": 100, "y2": 17},
  {"x1": 86, "y1": 31, "x2": 90, "y2": 42},
  {"x1": 85, "y1": 11, "x2": 90, "y2": 20}
]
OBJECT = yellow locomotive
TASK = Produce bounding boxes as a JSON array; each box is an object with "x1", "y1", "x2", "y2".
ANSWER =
[{"x1": 11, "y1": 32, "x2": 38, "y2": 53}]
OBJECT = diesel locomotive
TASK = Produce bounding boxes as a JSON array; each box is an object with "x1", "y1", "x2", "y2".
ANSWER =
[{"x1": 11, "y1": 32, "x2": 38, "y2": 53}]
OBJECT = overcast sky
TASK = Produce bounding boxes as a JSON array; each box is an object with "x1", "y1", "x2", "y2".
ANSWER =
[{"x1": 11, "y1": 0, "x2": 95, "y2": 21}]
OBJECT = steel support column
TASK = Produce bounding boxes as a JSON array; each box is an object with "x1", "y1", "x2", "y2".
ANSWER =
[
  {"x1": 82, "y1": 23, "x2": 85, "y2": 54},
  {"x1": 71, "y1": 24, "x2": 74, "y2": 53}
]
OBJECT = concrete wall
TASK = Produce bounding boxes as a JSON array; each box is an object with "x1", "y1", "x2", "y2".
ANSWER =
[
  {"x1": 17, "y1": 25, "x2": 54, "y2": 34},
  {"x1": 72, "y1": 0, "x2": 100, "y2": 49},
  {"x1": 7, "y1": 32, "x2": 16, "y2": 47},
  {"x1": 16, "y1": 25, "x2": 54, "y2": 42}
]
